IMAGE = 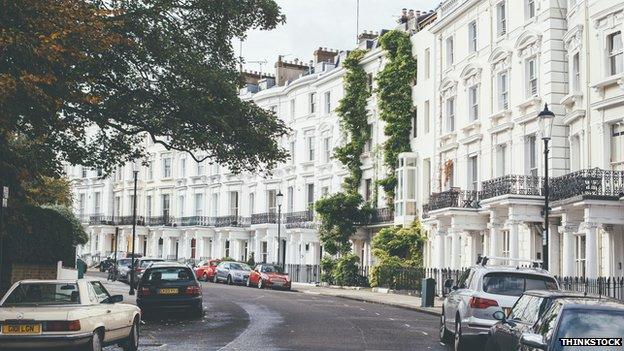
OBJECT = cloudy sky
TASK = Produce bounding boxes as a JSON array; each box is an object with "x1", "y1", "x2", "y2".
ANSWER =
[{"x1": 239, "y1": 0, "x2": 440, "y2": 74}]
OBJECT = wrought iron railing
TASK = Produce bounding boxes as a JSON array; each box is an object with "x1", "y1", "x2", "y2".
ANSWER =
[
  {"x1": 481, "y1": 175, "x2": 544, "y2": 200},
  {"x1": 369, "y1": 208, "x2": 394, "y2": 224},
  {"x1": 284, "y1": 264, "x2": 321, "y2": 283},
  {"x1": 214, "y1": 215, "x2": 250, "y2": 228},
  {"x1": 251, "y1": 212, "x2": 279, "y2": 225},
  {"x1": 556, "y1": 276, "x2": 624, "y2": 301},
  {"x1": 177, "y1": 216, "x2": 213, "y2": 227},
  {"x1": 425, "y1": 188, "x2": 480, "y2": 212},
  {"x1": 285, "y1": 210, "x2": 315, "y2": 229},
  {"x1": 145, "y1": 216, "x2": 176, "y2": 226},
  {"x1": 550, "y1": 168, "x2": 624, "y2": 202}
]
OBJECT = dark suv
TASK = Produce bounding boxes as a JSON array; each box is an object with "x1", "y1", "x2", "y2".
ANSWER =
[{"x1": 137, "y1": 262, "x2": 203, "y2": 317}]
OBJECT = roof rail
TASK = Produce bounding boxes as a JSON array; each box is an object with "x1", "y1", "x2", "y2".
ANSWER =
[{"x1": 476, "y1": 256, "x2": 543, "y2": 268}]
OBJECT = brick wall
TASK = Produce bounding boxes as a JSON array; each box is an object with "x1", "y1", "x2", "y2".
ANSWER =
[{"x1": 0, "y1": 263, "x2": 57, "y2": 297}]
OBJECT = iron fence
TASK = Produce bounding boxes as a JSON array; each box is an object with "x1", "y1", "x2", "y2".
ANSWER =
[
  {"x1": 251, "y1": 212, "x2": 279, "y2": 225},
  {"x1": 285, "y1": 210, "x2": 315, "y2": 229},
  {"x1": 481, "y1": 175, "x2": 544, "y2": 200},
  {"x1": 556, "y1": 276, "x2": 624, "y2": 301},
  {"x1": 375, "y1": 266, "x2": 427, "y2": 292},
  {"x1": 284, "y1": 264, "x2": 321, "y2": 283}
]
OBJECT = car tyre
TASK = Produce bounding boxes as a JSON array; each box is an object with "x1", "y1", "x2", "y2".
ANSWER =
[
  {"x1": 202, "y1": 273, "x2": 208, "y2": 282},
  {"x1": 227, "y1": 275, "x2": 232, "y2": 285},
  {"x1": 121, "y1": 319, "x2": 139, "y2": 351},
  {"x1": 439, "y1": 309, "x2": 452, "y2": 343},
  {"x1": 454, "y1": 315, "x2": 466, "y2": 351},
  {"x1": 85, "y1": 330, "x2": 103, "y2": 351}
]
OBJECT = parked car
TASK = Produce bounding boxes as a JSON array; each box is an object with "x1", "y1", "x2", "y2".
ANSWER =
[
  {"x1": 497, "y1": 297, "x2": 624, "y2": 350},
  {"x1": 214, "y1": 261, "x2": 251, "y2": 285},
  {"x1": 0, "y1": 279, "x2": 141, "y2": 351},
  {"x1": 97, "y1": 252, "x2": 142, "y2": 272},
  {"x1": 195, "y1": 259, "x2": 221, "y2": 281},
  {"x1": 440, "y1": 257, "x2": 558, "y2": 351},
  {"x1": 130, "y1": 258, "x2": 165, "y2": 286},
  {"x1": 115, "y1": 259, "x2": 134, "y2": 282},
  {"x1": 136, "y1": 263, "x2": 203, "y2": 317},
  {"x1": 485, "y1": 290, "x2": 604, "y2": 351},
  {"x1": 248, "y1": 264, "x2": 291, "y2": 290}
]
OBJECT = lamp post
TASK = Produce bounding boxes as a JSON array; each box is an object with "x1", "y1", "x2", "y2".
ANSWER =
[
  {"x1": 276, "y1": 191, "x2": 284, "y2": 268},
  {"x1": 538, "y1": 104, "x2": 555, "y2": 272},
  {"x1": 129, "y1": 163, "x2": 139, "y2": 295},
  {"x1": 0, "y1": 186, "x2": 8, "y2": 291}
]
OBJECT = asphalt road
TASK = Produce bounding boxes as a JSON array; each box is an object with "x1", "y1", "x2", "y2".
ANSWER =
[{"x1": 97, "y1": 273, "x2": 454, "y2": 351}]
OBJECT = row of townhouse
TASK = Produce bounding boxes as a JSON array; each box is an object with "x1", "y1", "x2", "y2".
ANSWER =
[{"x1": 71, "y1": 0, "x2": 624, "y2": 282}]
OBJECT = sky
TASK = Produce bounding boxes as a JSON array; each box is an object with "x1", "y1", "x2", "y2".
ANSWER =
[{"x1": 239, "y1": 0, "x2": 440, "y2": 75}]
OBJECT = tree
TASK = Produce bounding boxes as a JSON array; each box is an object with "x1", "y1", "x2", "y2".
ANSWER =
[{"x1": 1, "y1": 0, "x2": 289, "y2": 205}]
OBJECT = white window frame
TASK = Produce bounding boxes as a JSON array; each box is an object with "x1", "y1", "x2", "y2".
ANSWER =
[
  {"x1": 526, "y1": 0, "x2": 535, "y2": 20},
  {"x1": 607, "y1": 31, "x2": 623, "y2": 76},
  {"x1": 446, "y1": 36, "x2": 454, "y2": 66},
  {"x1": 424, "y1": 48, "x2": 431, "y2": 79},
  {"x1": 424, "y1": 100, "x2": 430, "y2": 133},
  {"x1": 229, "y1": 191, "x2": 239, "y2": 216},
  {"x1": 496, "y1": 144, "x2": 507, "y2": 177},
  {"x1": 468, "y1": 21, "x2": 477, "y2": 53},
  {"x1": 163, "y1": 157, "x2": 172, "y2": 178},
  {"x1": 309, "y1": 92, "x2": 316, "y2": 113},
  {"x1": 194, "y1": 193, "x2": 203, "y2": 216},
  {"x1": 446, "y1": 97, "x2": 455, "y2": 132},
  {"x1": 498, "y1": 71, "x2": 509, "y2": 111},
  {"x1": 572, "y1": 52, "x2": 580, "y2": 92},
  {"x1": 526, "y1": 57, "x2": 538, "y2": 97},
  {"x1": 611, "y1": 122, "x2": 624, "y2": 170},
  {"x1": 178, "y1": 195, "x2": 184, "y2": 218},
  {"x1": 306, "y1": 135, "x2": 315, "y2": 161},
  {"x1": 496, "y1": 1, "x2": 507, "y2": 37},
  {"x1": 324, "y1": 91, "x2": 331, "y2": 114},
  {"x1": 162, "y1": 194, "x2": 170, "y2": 218},
  {"x1": 323, "y1": 137, "x2": 331, "y2": 163},
  {"x1": 527, "y1": 134, "x2": 538, "y2": 176},
  {"x1": 468, "y1": 85, "x2": 479, "y2": 121},
  {"x1": 467, "y1": 155, "x2": 479, "y2": 191}
]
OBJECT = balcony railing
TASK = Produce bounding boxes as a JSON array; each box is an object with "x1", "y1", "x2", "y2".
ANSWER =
[
  {"x1": 369, "y1": 208, "x2": 394, "y2": 224},
  {"x1": 285, "y1": 210, "x2": 315, "y2": 229},
  {"x1": 251, "y1": 212, "x2": 279, "y2": 225},
  {"x1": 550, "y1": 168, "x2": 624, "y2": 202},
  {"x1": 426, "y1": 188, "x2": 480, "y2": 212},
  {"x1": 481, "y1": 175, "x2": 544, "y2": 200},
  {"x1": 214, "y1": 215, "x2": 250, "y2": 228},
  {"x1": 145, "y1": 216, "x2": 176, "y2": 226}
]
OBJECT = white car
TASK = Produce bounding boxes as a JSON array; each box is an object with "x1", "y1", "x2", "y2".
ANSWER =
[
  {"x1": 0, "y1": 279, "x2": 141, "y2": 351},
  {"x1": 439, "y1": 257, "x2": 559, "y2": 351}
]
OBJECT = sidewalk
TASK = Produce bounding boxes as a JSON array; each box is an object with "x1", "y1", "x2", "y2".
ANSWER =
[
  {"x1": 292, "y1": 283, "x2": 443, "y2": 316},
  {"x1": 90, "y1": 274, "x2": 137, "y2": 305}
]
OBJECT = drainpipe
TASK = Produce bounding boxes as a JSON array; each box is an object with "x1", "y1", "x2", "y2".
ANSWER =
[{"x1": 584, "y1": 0, "x2": 591, "y2": 167}]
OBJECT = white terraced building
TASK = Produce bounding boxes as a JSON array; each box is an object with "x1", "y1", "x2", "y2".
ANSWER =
[
  {"x1": 71, "y1": 0, "x2": 624, "y2": 282},
  {"x1": 69, "y1": 9, "x2": 437, "y2": 282}
]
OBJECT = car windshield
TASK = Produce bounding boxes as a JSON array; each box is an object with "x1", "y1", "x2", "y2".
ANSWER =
[
  {"x1": 261, "y1": 265, "x2": 283, "y2": 273},
  {"x1": 483, "y1": 273, "x2": 558, "y2": 296},
  {"x1": 142, "y1": 267, "x2": 193, "y2": 283},
  {"x1": 2, "y1": 283, "x2": 81, "y2": 306},
  {"x1": 229, "y1": 263, "x2": 250, "y2": 271},
  {"x1": 555, "y1": 309, "x2": 624, "y2": 350}
]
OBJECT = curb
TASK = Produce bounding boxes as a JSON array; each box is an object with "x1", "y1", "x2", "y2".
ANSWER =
[{"x1": 294, "y1": 289, "x2": 442, "y2": 317}]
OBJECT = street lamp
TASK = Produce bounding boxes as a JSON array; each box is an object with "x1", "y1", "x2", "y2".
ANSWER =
[
  {"x1": 0, "y1": 186, "x2": 8, "y2": 291},
  {"x1": 539, "y1": 103, "x2": 555, "y2": 272},
  {"x1": 129, "y1": 162, "x2": 139, "y2": 295},
  {"x1": 276, "y1": 190, "x2": 284, "y2": 268}
]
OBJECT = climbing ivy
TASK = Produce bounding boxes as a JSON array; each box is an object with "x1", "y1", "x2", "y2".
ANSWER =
[
  {"x1": 376, "y1": 30, "x2": 417, "y2": 208},
  {"x1": 333, "y1": 49, "x2": 371, "y2": 192},
  {"x1": 315, "y1": 50, "x2": 372, "y2": 257}
]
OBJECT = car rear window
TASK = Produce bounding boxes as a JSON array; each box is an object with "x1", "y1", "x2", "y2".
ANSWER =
[
  {"x1": 2, "y1": 283, "x2": 81, "y2": 306},
  {"x1": 555, "y1": 309, "x2": 624, "y2": 350},
  {"x1": 142, "y1": 267, "x2": 194, "y2": 283},
  {"x1": 140, "y1": 260, "x2": 162, "y2": 268},
  {"x1": 483, "y1": 273, "x2": 558, "y2": 296}
]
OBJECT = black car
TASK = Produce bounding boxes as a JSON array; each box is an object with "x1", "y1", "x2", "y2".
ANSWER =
[
  {"x1": 136, "y1": 262, "x2": 203, "y2": 317},
  {"x1": 488, "y1": 296, "x2": 624, "y2": 351}
]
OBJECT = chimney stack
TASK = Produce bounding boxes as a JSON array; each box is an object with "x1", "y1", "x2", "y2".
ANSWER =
[
  {"x1": 314, "y1": 47, "x2": 339, "y2": 65},
  {"x1": 274, "y1": 57, "x2": 310, "y2": 86}
]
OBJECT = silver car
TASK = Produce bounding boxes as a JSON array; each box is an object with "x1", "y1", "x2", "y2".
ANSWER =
[
  {"x1": 214, "y1": 262, "x2": 251, "y2": 285},
  {"x1": 439, "y1": 257, "x2": 559, "y2": 351}
]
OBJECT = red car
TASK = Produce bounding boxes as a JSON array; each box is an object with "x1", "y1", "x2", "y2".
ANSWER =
[
  {"x1": 195, "y1": 259, "x2": 221, "y2": 281},
  {"x1": 248, "y1": 264, "x2": 291, "y2": 290}
]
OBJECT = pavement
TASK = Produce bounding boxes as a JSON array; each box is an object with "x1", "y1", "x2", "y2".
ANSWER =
[
  {"x1": 291, "y1": 283, "x2": 443, "y2": 316},
  {"x1": 89, "y1": 272, "x2": 453, "y2": 351}
]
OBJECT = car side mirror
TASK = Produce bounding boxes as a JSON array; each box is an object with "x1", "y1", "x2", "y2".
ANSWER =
[
  {"x1": 493, "y1": 311, "x2": 506, "y2": 322},
  {"x1": 106, "y1": 295, "x2": 123, "y2": 304},
  {"x1": 520, "y1": 333, "x2": 547, "y2": 350}
]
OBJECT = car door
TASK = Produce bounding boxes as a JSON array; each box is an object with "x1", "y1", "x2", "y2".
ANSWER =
[
  {"x1": 90, "y1": 281, "x2": 128, "y2": 341},
  {"x1": 217, "y1": 263, "x2": 228, "y2": 281},
  {"x1": 445, "y1": 269, "x2": 472, "y2": 328},
  {"x1": 84, "y1": 282, "x2": 117, "y2": 342},
  {"x1": 495, "y1": 295, "x2": 532, "y2": 350}
]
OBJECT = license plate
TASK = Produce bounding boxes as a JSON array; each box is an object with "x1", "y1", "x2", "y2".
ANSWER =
[
  {"x1": 159, "y1": 288, "x2": 178, "y2": 295},
  {"x1": 2, "y1": 324, "x2": 41, "y2": 335}
]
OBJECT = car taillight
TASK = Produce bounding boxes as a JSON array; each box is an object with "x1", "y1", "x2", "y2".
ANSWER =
[
  {"x1": 469, "y1": 297, "x2": 499, "y2": 309},
  {"x1": 185, "y1": 285, "x2": 201, "y2": 296},
  {"x1": 44, "y1": 320, "x2": 81, "y2": 332},
  {"x1": 138, "y1": 287, "x2": 151, "y2": 297}
]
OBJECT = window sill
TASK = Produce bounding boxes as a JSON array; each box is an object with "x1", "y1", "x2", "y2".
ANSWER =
[
  {"x1": 489, "y1": 109, "x2": 512, "y2": 122},
  {"x1": 516, "y1": 95, "x2": 541, "y2": 110},
  {"x1": 560, "y1": 91, "x2": 583, "y2": 108},
  {"x1": 592, "y1": 74, "x2": 624, "y2": 92},
  {"x1": 461, "y1": 120, "x2": 481, "y2": 133}
]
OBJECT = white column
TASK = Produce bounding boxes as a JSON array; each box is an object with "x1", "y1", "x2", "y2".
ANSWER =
[
  {"x1": 548, "y1": 222, "x2": 560, "y2": 276},
  {"x1": 489, "y1": 222, "x2": 502, "y2": 258},
  {"x1": 450, "y1": 228, "x2": 461, "y2": 270},
  {"x1": 164, "y1": 237, "x2": 172, "y2": 259},
  {"x1": 98, "y1": 233, "x2": 106, "y2": 256},
  {"x1": 507, "y1": 220, "x2": 520, "y2": 259},
  {"x1": 584, "y1": 222, "x2": 599, "y2": 279},
  {"x1": 436, "y1": 228, "x2": 446, "y2": 269},
  {"x1": 197, "y1": 236, "x2": 204, "y2": 259},
  {"x1": 561, "y1": 225, "x2": 577, "y2": 277}
]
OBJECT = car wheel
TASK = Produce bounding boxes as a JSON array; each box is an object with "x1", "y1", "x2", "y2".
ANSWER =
[
  {"x1": 257, "y1": 279, "x2": 263, "y2": 289},
  {"x1": 439, "y1": 309, "x2": 452, "y2": 343},
  {"x1": 202, "y1": 273, "x2": 208, "y2": 282},
  {"x1": 227, "y1": 275, "x2": 232, "y2": 285},
  {"x1": 121, "y1": 319, "x2": 139, "y2": 351},
  {"x1": 213, "y1": 274, "x2": 218, "y2": 283},
  {"x1": 85, "y1": 330, "x2": 103, "y2": 351},
  {"x1": 454, "y1": 315, "x2": 466, "y2": 351}
]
